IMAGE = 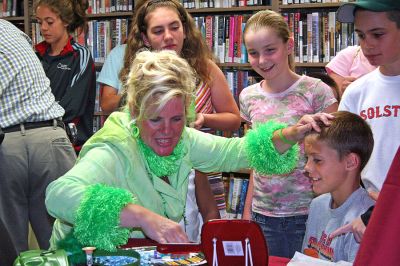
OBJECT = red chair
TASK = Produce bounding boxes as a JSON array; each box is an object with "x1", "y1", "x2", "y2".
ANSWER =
[
  {"x1": 354, "y1": 146, "x2": 400, "y2": 265},
  {"x1": 200, "y1": 219, "x2": 268, "y2": 266}
]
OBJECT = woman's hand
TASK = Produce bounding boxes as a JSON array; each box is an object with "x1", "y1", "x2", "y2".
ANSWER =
[
  {"x1": 191, "y1": 113, "x2": 205, "y2": 130},
  {"x1": 120, "y1": 204, "x2": 189, "y2": 243}
]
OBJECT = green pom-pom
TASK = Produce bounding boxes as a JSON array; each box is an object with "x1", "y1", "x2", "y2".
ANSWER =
[
  {"x1": 245, "y1": 120, "x2": 299, "y2": 175},
  {"x1": 74, "y1": 184, "x2": 134, "y2": 251},
  {"x1": 57, "y1": 231, "x2": 85, "y2": 264}
]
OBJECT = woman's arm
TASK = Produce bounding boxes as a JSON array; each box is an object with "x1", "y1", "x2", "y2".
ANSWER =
[
  {"x1": 100, "y1": 85, "x2": 122, "y2": 112},
  {"x1": 242, "y1": 172, "x2": 254, "y2": 220},
  {"x1": 120, "y1": 204, "x2": 189, "y2": 243},
  {"x1": 194, "y1": 171, "x2": 220, "y2": 221},
  {"x1": 193, "y1": 60, "x2": 241, "y2": 131}
]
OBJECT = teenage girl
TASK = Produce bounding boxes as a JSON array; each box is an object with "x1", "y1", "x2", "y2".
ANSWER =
[
  {"x1": 240, "y1": 10, "x2": 338, "y2": 258},
  {"x1": 35, "y1": 0, "x2": 96, "y2": 153}
]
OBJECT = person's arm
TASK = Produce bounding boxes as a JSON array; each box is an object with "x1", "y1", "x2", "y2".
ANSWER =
[
  {"x1": 242, "y1": 172, "x2": 254, "y2": 220},
  {"x1": 100, "y1": 85, "x2": 122, "y2": 112},
  {"x1": 271, "y1": 113, "x2": 334, "y2": 153},
  {"x1": 328, "y1": 72, "x2": 357, "y2": 96},
  {"x1": 329, "y1": 192, "x2": 378, "y2": 243},
  {"x1": 120, "y1": 204, "x2": 189, "y2": 243},
  {"x1": 193, "y1": 60, "x2": 241, "y2": 131},
  {"x1": 194, "y1": 171, "x2": 220, "y2": 221},
  {"x1": 189, "y1": 112, "x2": 334, "y2": 174},
  {"x1": 59, "y1": 48, "x2": 96, "y2": 122}
]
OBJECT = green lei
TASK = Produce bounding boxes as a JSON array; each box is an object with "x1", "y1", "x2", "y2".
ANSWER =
[{"x1": 136, "y1": 137, "x2": 185, "y2": 177}]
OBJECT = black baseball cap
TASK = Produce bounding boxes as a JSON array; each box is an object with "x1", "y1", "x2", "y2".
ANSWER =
[{"x1": 337, "y1": 0, "x2": 400, "y2": 23}]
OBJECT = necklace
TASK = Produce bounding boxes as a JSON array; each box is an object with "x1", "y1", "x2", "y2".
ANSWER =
[{"x1": 137, "y1": 138, "x2": 185, "y2": 178}]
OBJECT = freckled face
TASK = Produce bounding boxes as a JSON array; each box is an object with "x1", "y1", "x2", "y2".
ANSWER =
[
  {"x1": 36, "y1": 5, "x2": 68, "y2": 46},
  {"x1": 138, "y1": 97, "x2": 185, "y2": 156}
]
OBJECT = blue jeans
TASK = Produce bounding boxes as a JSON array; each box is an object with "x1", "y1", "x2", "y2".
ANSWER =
[{"x1": 252, "y1": 212, "x2": 308, "y2": 258}]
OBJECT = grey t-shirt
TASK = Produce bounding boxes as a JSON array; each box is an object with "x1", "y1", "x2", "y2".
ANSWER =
[{"x1": 302, "y1": 187, "x2": 375, "y2": 262}]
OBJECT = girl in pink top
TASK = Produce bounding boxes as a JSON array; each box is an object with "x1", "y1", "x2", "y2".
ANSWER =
[
  {"x1": 326, "y1": 46, "x2": 376, "y2": 96},
  {"x1": 240, "y1": 10, "x2": 338, "y2": 258}
]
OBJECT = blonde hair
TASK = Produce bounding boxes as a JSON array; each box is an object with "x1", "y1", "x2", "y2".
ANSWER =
[
  {"x1": 120, "y1": 0, "x2": 214, "y2": 88},
  {"x1": 126, "y1": 50, "x2": 196, "y2": 122},
  {"x1": 244, "y1": 10, "x2": 295, "y2": 71}
]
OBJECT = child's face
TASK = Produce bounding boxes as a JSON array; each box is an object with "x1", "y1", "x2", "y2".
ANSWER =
[
  {"x1": 244, "y1": 27, "x2": 292, "y2": 82},
  {"x1": 36, "y1": 5, "x2": 68, "y2": 47},
  {"x1": 304, "y1": 136, "x2": 348, "y2": 196},
  {"x1": 354, "y1": 10, "x2": 400, "y2": 75},
  {"x1": 143, "y1": 7, "x2": 185, "y2": 55}
]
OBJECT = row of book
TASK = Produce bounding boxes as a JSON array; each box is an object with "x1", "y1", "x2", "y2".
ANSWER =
[
  {"x1": 181, "y1": 0, "x2": 271, "y2": 9},
  {"x1": 86, "y1": 0, "x2": 133, "y2": 14},
  {"x1": 87, "y1": 19, "x2": 129, "y2": 63},
  {"x1": 31, "y1": 12, "x2": 357, "y2": 66},
  {"x1": 282, "y1": 0, "x2": 352, "y2": 4},
  {"x1": 195, "y1": 15, "x2": 250, "y2": 64},
  {"x1": 0, "y1": 0, "x2": 20, "y2": 17},
  {"x1": 223, "y1": 173, "x2": 250, "y2": 219},
  {"x1": 224, "y1": 70, "x2": 259, "y2": 105},
  {"x1": 283, "y1": 11, "x2": 356, "y2": 63}
]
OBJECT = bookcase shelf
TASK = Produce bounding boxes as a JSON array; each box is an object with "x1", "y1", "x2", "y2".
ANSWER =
[
  {"x1": 279, "y1": 3, "x2": 342, "y2": 9},
  {"x1": 187, "y1": 6, "x2": 272, "y2": 14},
  {"x1": 1, "y1": 16, "x2": 24, "y2": 21},
  {"x1": 87, "y1": 11, "x2": 133, "y2": 19},
  {"x1": 1, "y1": 0, "x2": 31, "y2": 33}
]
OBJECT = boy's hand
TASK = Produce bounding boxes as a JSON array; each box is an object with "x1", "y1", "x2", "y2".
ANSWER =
[
  {"x1": 329, "y1": 217, "x2": 366, "y2": 243},
  {"x1": 329, "y1": 191, "x2": 379, "y2": 243}
]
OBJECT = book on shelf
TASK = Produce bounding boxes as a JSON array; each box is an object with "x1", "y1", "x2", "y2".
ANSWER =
[
  {"x1": 86, "y1": 0, "x2": 133, "y2": 14},
  {"x1": 283, "y1": 10, "x2": 356, "y2": 64},
  {"x1": 223, "y1": 173, "x2": 250, "y2": 219}
]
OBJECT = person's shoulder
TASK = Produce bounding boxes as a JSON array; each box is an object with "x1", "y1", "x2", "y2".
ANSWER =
[
  {"x1": 345, "y1": 69, "x2": 378, "y2": 94},
  {"x1": 337, "y1": 45, "x2": 360, "y2": 56},
  {"x1": 310, "y1": 193, "x2": 332, "y2": 209},
  {"x1": 242, "y1": 82, "x2": 261, "y2": 92},
  {"x1": 310, "y1": 193, "x2": 331, "y2": 207},
  {"x1": 110, "y1": 44, "x2": 127, "y2": 55},
  {"x1": 71, "y1": 40, "x2": 92, "y2": 57}
]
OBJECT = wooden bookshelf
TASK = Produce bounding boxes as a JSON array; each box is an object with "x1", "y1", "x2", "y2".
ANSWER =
[
  {"x1": 187, "y1": 6, "x2": 272, "y2": 14},
  {"x1": 0, "y1": 0, "x2": 31, "y2": 33},
  {"x1": 279, "y1": 3, "x2": 342, "y2": 9}
]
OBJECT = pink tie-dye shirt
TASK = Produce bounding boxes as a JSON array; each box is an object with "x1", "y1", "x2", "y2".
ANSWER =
[{"x1": 239, "y1": 75, "x2": 337, "y2": 217}]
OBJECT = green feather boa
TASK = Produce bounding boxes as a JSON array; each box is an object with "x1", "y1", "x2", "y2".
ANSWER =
[
  {"x1": 245, "y1": 120, "x2": 299, "y2": 175},
  {"x1": 136, "y1": 137, "x2": 185, "y2": 177},
  {"x1": 73, "y1": 184, "x2": 134, "y2": 251}
]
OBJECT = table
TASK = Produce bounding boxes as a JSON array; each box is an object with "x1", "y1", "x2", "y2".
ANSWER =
[{"x1": 122, "y1": 239, "x2": 290, "y2": 265}]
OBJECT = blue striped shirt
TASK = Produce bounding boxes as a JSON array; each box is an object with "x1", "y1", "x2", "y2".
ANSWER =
[{"x1": 0, "y1": 19, "x2": 64, "y2": 128}]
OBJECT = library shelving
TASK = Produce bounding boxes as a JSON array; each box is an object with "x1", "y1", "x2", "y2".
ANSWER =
[
  {"x1": 8, "y1": 0, "x2": 354, "y2": 131},
  {"x1": 0, "y1": 0, "x2": 31, "y2": 33}
]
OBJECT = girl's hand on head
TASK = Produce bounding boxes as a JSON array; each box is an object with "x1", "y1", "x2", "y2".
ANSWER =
[{"x1": 298, "y1": 113, "x2": 334, "y2": 132}]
